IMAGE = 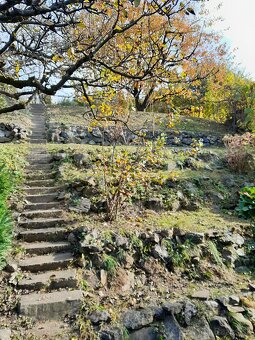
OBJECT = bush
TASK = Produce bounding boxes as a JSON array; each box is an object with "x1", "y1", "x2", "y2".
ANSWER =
[
  {"x1": 236, "y1": 186, "x2": 255, "y2": 219},
  {"x1": 223, "y1": 133, "x2": 254, "y2": 173}
]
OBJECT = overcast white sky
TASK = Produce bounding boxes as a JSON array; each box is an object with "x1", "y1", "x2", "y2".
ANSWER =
[{"x1": 205, "y1": 0, "x2": 255, "y2": 80}]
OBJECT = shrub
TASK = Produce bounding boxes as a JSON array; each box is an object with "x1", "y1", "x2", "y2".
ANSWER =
[
  {"x1": 236, "y1": 186, "x2": 255, "y2": 219},
  {"x1": 223, "y1": 133, "x2": 254, "y2": 173}
]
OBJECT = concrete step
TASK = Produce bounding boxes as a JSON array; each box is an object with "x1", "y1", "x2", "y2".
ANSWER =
[
  {"x1": 19, "y1": 252, "x2": 73, "y2": 272},
  {"x1": 26, "y1": 193, "x2": 58, "y2": 203},
  {"x1": 18, "y1": 269, "x2": 77, "y2": 290},
  {"x1": 27, "y1": 163, "x2": 53, "y2": 171},
  {"x1": 19, "y1": 217, "x2": 65, "y2": 229},
  {"x1": 21, "y1": 209, "x2": 63, "y2": 219},
  {"x1": 18, "y1": 289, "x2": 83, "y2": 320},
  {"x1": 19, "y1": 227, "x2": 68, "y2": 242},
  {"x1": 25, "y1": 202, "x2": 61, "y2": 211},
  {"x1": 22, "y1": 241, "x2": 71, "y2": 255},
  {"x1": 24, "y1": 186, "x2": 62, "y2": 195},
  {"x1": 26, "y1": 172, "x2": 56, "y2": 181},
  {"x1": 27, "y1": 158, "x2": 52, "y2": 165},
  {"x1": 25, "y1": 179, "x2": 56, "y2": 187},
  {"x1": 30, "y1": 138, "x2": 47, "y2": 144}
]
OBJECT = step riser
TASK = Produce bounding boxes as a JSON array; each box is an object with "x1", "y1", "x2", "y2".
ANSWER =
[
  {"x1": 19, "y1": 220, "x2": 65, "y2": 229},
  {"x1": 18, "y1": 277, "x2": 77, "y2": 291},
  {"x1": 20, "y1": 259, "x2": 72, "y2": 272},
  {"x1": 19, "y1": 230, "x2": 67, "y2": 242},
  {"x1": 24, "y1": 244, "x2": 71, "y2": 255},
  {"x1": 25, "y1": 180, "x2": 55, "y2": 187},
  {"x1": 26, "y1": 173, "x2": 56, "y2": 181},
  {"x1": 25, "y1": 187, "x2": 58, "y2": 195},
  {"x1": 18, "y1": 290, "x2": 82, "y2": 321},
  {"x1": 27, "y1": 164, "x2": 53, "y2": 170},
  {"x1": 25, "y1": 203, "x2": 61, "y2": 211},
  {"x1": 22, "y1": 211, "x2": 63, "y2": 219},
  {"x1": 26, "y1": 194, "x2": 58, "y2": 203}
]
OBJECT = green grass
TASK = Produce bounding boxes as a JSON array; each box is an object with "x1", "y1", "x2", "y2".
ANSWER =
[{"x1": 0, "y1": 144, "x2": 28, "y2": 269}]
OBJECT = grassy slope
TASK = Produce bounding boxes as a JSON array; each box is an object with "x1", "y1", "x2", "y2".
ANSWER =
[
  {"x1": 0, "y1": 144, "x2": 28, "y2": 268},
  {"x1": 46, "y1": 105, "x2": 231, "y2": 136},
  {"x1": 0, "y1": 109, "x2": 32, "y2": 129},
  {"x1": 46, "y1": 143, "x2": 252, "y2": 234}
]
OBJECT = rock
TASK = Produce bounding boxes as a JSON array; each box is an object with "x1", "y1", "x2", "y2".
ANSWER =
[
  {"x1": 129, "y1": 327, "x2": 160, "y2": 340},
  {"x1": 183, "y1": 157, "x2": 198, "y2": 169},
  {"x1": 99, "y1": 327, "x2": 125, "y2": 340},
  {"x1": 226, "y1": 305, "x2": 245, "y2": 313},
  {"x1": 229, "y1": 295, "x2": 240, "y2": 306},
  {"x1": 222, "y1": 247, "x2": 237, "y2": 267},
  {"x1": 229, "y1": 312, "x2": 253, "y2": 333},
  {"x1": 184, "y1": 232, "x2": 205, "y2": 244},
  {"x1": 88, "y1": 310, "x2": 110, "y2": 325},
  {"x1": 70, "y1": 197, "x2": 91, "y2": 213},
  {"x1": 111, "y1": 268, "x2": 134, "y2": 293},
  {"x1": 144, "y1": 197, "x2": 163, "y2": 211},
  {"x1": 73, "y1": 153, "x2": 87, "y2": 167},
  {"x1": 235, "y1": 266, "x2": 250, "y2": 274},
  {"x1": 191, "y1": 290, "x2": 210, "y2": 300},
  {"x1": 210, "y1": 316, "x2": 235, "y2": 339},
  {"x1": 162, "y1": 314, "x2": 184, "y2": 339},
  {"x1": 151, "y1": 244, "x2": 169, "y2": 259},
  {"x1": 123, "y1": 254, "x2": 134, "y2": 269},
  {"x1": 80, "y1": 242, "x2": 101, "y2": 254},
  {"x1": 100, "y1": 269, "x2": 107, "y2": 286},
  {"x1": 204, "y1": 300, "x2": 219, "y2": 313},
  {"x1": 248, "y1": 283, "x2": 255, "y2": 291},
  {"x1": 92, "y1": 127, "x2": 103, "y2": 138},
  {"x1": 122, "y1": 309, "x2": 154, "y2": 330},
  {"x1": 182, "y1": 316, "x2": 215, "y2": 340},
  {"x1": 53, "y1": 153, "x2": 66, "y2": 161},
  {"x1": 115, "y1": 235, "x2": 129, "y2": 248},
  {"x1": 67, "y1": 232, "x2": 77, "y2": 245},
  {"x1": 5, "y1": 261, "x2": 18, "y2": 273},
  {"x1": 184, "y1": 301, "x2": 197, "y2": 325},
  {"x1": 83, "y1": 270, "x2": 100, "y2": 289},
  {"x1": 0, "y1": 328, "x2": 11, "y2": 340},
  {"x1": 162, "y1": 301, "x2": 183, "y2": 315}
]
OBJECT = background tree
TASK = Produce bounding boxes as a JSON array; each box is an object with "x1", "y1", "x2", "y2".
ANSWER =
[{"x1": 0, "y1": 0, "x2": 200, "y2": 114}]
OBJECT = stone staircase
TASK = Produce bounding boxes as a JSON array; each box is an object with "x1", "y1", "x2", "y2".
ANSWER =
[{"x1": 17, "y1": 104, "x2": 82, "y2": 321}]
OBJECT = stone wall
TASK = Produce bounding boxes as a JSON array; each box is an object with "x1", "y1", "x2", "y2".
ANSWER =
[
  {"x1": 0, "y1": 123, "x2": 29, "y2": 143},
  {"x1": 48, "y1": 124, "x2": 223, "y2": 147}
]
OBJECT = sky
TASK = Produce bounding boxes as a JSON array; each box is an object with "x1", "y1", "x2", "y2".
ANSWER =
[{"x1": 205, "y1": 0, "x2": 255, "y2": 80}]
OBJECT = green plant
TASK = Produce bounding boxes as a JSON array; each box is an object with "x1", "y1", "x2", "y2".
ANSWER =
[
  {"x1": 103, "y1": 255, "x2": 118, "y2": 276},
  {"x1": 207, "y1": 241, "x2": 224, "y2": 266},
  {"x1": 97, "y1": 135, "x2": 166, "y2": 221},
  {"x1": 236, "y1": 186, "x2": 255, "y2": 219}
]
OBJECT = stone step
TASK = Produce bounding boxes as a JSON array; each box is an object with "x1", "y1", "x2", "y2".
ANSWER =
[
  {"x1": 19, "y1": 217, "x2": 65, "y2": 229},
  {"x1": 25, "y1": 186, "x2": 62, "y2": 195},
  {"x1": 26, "y1": 172, "x2": 56, "y2": 181},
  {"x1": 18, "y1": 289, "x2": 83, "y2": 321},
  {"x1": 25, "y1": 202, "x2": 61, "y2": 211},
  {"x1": 21, "y1": 209, "x2": 63, "y2": 219},
  {"x1": 19, "y1": 252, "x2": 73, "y2": 272},
  {"x1": 27, "y1": 157, "x2": 52, "y2": 165},
  {"x1": 26, "y1": 193, "x2": 58, "y2": 203},
  {"x1": 25, "y1": 179, "x2": 56, "y2": 187},
  {"x1": 30, "y1": 140, "x2": 47, "y2": 144},
  {"x1": 18, "y1": 269, "x2": 77, "y2": 290},
  {"x1": 22, "y1": 241, "x2": 71, "y2": 255},
  {"x1": 18, "y1": 227, "x2": 67, "y2": 242},
  {"x1": 27, "y1": 163, "x2": 53, "y2": 170}
]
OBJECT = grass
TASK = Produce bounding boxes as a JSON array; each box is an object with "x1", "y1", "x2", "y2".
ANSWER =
[{"x1": 0, "y1": 144, "x2": 28, "y2": 269}]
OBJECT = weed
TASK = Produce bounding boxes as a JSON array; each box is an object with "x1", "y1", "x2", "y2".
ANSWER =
[
  {"x1": 236, "y1": 186, "x2": 255, "y2": 219},
  {"x1": 207, "y1": 241, "x2": 224, "y2": 266},
  {"x1": 103, "y1": 255, "x2": 118, "y2": 276}
]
